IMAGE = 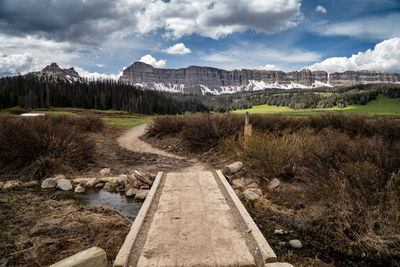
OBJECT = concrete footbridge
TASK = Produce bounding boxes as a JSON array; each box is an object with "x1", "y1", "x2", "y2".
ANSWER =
[{"x1": 114, "y1": 170, "x2": 290, "y2": 267}]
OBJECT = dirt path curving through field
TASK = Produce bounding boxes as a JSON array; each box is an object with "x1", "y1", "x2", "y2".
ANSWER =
[{"x1": 117, "y1": 123, "x2": 208, "y2": 172}]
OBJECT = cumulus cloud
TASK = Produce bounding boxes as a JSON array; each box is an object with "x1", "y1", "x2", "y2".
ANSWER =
[
  {"x1": 139, "y1": 54, "x2": 166, "y2": 68},
  {"x1": 163, "y1": 43, "x2": 191, "y2": 55},
  {"x1": 312, "y1": 13, "x2": 400, "y2": 40},
  {"x1": 137, "y1": 0, "x2": 302, "y2": 39},
  {"x1": 75, "y1": 67, "x2": 122, "y2": 81},
  {"x1": 0, "y1": 53, "x2": 35, "y2": 76},
  {"x1": 307, "y1": 38, "x2": 400, "y2": 73},
  {"x1": 0, "y1": 0, "x2": 142, "y2": 46},
  {"x1": 260, "y1": 64, "x2": 280, "y2": 71},
  {"x1": 315, "y1": 5, "x2": 327, "y2": 14}
]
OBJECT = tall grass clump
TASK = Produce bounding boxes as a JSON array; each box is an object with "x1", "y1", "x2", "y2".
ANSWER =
[{"x1": 0, "y1": 115, "x2": 103, "y2": 180}]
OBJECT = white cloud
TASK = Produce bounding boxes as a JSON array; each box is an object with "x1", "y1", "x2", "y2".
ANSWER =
[
  {"x1": 260, "y1": 64, "x2": 280, "y2": 71},
  {"x1": 96, "y1": 64, "x2": 106, "y2": 68},
  {"x1": 137, "y1": 0, "x2": 302, "y2": 39},
  {"x1": 312, "y1": 13, "x2": 400, "y2": 40},
  {"x1": 163, "y1": 43, "x2": 191, "y2": 55},
  {"x1": 315, "y1": 5, "x2": 327, "y2": 14},
  {"x1": 307, "y1": 38, "x2": 400, "y2": 73},
  {"x1": 0, "y1": 53, "x2": 35, "y2": 76},
  {"x1": 0, "y1": 34, "x2": 81, "y2": 76},
  {"x1": 75, "y1": 67, "x2": 122, "y2": 81},
  {"x1": 201, "y1": 44, "x2": 321, "y2": 70},
  {"x1": 139, "y1": 54, "x2": 166, "y2": 68}
]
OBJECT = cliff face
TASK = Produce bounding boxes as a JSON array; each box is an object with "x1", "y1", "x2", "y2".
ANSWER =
[
  {"x1": 119, "y1": 62, "x2": 331, "y2": 94},
  {"x1": 329, "y1": 70, "x2": 400, "y2": 86}
]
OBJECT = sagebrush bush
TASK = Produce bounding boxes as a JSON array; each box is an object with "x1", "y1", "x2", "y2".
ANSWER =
[
  {"x1": 148, "y1": 113, "x2": 400, "y2": 264},
  {"x1": 0, "y1": 115, "x2": 103, "y2": 180}
]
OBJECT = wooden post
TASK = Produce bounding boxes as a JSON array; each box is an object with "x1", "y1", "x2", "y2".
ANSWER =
[{"x1": 244, "y1": 112, "x2": 252, "y2": 148}]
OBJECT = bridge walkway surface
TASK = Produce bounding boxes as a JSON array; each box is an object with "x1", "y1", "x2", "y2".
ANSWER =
[{"x1": 114, "y1": 170, "x2": 281, "y2": 267}]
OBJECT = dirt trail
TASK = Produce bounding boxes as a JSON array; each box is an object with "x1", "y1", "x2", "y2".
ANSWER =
[{"x1": 117, "y1": 123, "x2": 208, "y2": 172}]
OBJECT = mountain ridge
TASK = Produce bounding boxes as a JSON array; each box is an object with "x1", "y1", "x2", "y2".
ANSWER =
[{"x1": 119, "y1": 62, "x2": 400, "y2": 94}]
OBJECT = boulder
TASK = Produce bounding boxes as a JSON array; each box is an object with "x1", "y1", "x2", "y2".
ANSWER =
[
  {"x1": 268, "y1": 178, "x2": 280, "y2": 191},
  {"x1": 288, "y1": 239, "x2": 302, "y2": 249},
  {"x1": 133, "y1": 170, "x2": 152, "y2": 185},
  {"x1": 274, "y1": 229, "x2": 284, "y2": 235},
  {"x1": 134, "y1": 190, "x2": 149, "y2": 201},
  {"x1": 99, "y1": 168, "x2": 111, "y2": 176},
  {"x1": 117, "y1": 175, "x2": 129, "y2": 186},
  {"x1": 246, "y1": 183, "x2": 259, "y2": 189},
  {"x1": 126, "y1": 188, "x2": 138, "y2": 197},
  {"x1": 57, "y1": 179, "x2": 73, "y2": 191},
  {"x1": 103, "y1": 182, "x2": 111, "y2": 190},
  {"x1": 223, "y1": 162, "x2": 243, "y2": 175},
  {"x1": 75, "y1": 185, "x2": 85, "y2": 193},
  {"x1": 243, "y1": 189, "x2": 261, "y2": 201},
  {"x1": 86, "y1": 178, "x2": 100, "y2": 187},
  {"x1": 232, "y1": 178, "x2": 245, "y2": 189},
  {"x1": 3, "y1": 180, "x2": 22, "y2": 189},
  {"x1": 95, "y1": 183, "x2": 104, "y2": 189},
  {"x1": 41, "y1": 178, "x2": 58, "y2": 189}
]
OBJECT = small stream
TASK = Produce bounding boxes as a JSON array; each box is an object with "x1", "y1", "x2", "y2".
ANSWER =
[{"x1": 74, "y1": 190, "x2": 142, "y2": 221}]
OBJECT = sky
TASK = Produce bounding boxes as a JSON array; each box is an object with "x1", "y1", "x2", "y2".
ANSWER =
[{"x1": 0, "y1": 0, "x2": 399, "y2": 79}]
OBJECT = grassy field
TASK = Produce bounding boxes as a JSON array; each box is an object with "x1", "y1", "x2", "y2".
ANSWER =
[
  {"x1": 0, "y1": 108, "x2": 154, "y2": 128},
  {"x1": 234, "y1": 95, "x2": 400, "y2": 115}
]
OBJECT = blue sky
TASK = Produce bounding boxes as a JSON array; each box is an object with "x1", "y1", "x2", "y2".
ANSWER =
[{"x1": 0, "y1": 0, "x2": 399, "y2": 78}]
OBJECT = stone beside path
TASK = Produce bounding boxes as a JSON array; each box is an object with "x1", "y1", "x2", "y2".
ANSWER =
[{"x1": 135, "y1": 171, "x2": 256, "y2": 267}]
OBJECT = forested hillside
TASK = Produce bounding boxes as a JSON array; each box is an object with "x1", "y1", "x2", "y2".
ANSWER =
[{"x1": 0, "y1": 75, "x2": 207, "y2": 114}]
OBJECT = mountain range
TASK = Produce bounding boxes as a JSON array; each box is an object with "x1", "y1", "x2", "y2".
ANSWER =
[{"x1": 31, "y1": 62, "x2": 400, "y2": 95}]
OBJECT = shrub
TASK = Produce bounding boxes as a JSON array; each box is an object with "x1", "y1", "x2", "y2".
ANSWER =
[{"x1": 0, "y1": 115, "x2": 103, "y2": 180}]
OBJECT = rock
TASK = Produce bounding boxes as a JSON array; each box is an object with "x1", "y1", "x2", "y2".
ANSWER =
[
  {"x1": 99, "y1": 168, "x2": 111, "y2": 176},
  {"x1": 57, "y1": 179, "x2": 73, "y2": 191},
  {"x1": 53, "y1": 174, "x2": 65, "y2": 180},
  {"x1": 41, "y1": 178, "x2": 58, "y2": 189},
  {"x1": 268, "y1": 178, "x2": 280, "y2": 191},
  {"x1": 3, "y1": 180, "x2": 22, "y2": 189},
  {"x1": 134, "y1": 190, "x2": 149, "y2": 201},
  {"x1": 75, "y1": 185, "x2": 85, "y2": 193},
  {"x1": 126, "y1": 188, "x2": 138, "y2": 197},
  {"x1": 247, "y1": 188, "x2": 262, "y2": 196},
  {"x1": 265, "y1": 262, "x2": 294, "y2": 267},
  {"x1": 223, "y1": 162, "x2": 243, "y2": 175},
  {"x1": 133, "y1": 170, "x2": 152, "y2": 185},
  {"x1": 274, "y1": 229, "x2": 284, "y2": 235},
  {"x1": 0, "y1": 181, "x2": 3, "y2": 189},
  {"x1": 95, "y1": 182, "x2": 104, "y2": 188},
  {"x1": 246, "y1": 182, "x2": 259, "y2": 189},
  {"x1": 232, "y1": 178, "x2": 245, "y2": 188},
  {"x1": 243, "y1": 189, "x2": 261, "y2": 201},
  {"x1": 117, "y1": 174, "x2": 129, "y2": 186},
  {"x1": 243, "y1": 178, "x2": 255, "y2": 186},
  {"x1": 278, "y1": 241, "x2": 286, "y2": 246},
  {"x1": 288, "y1": 239, "x2": 302, "y2": 249},
  {"x1": 103, "y1": 182, "x2": 112, "y2": 190},
  {"x1": 140, "y1": 185, "x2": 150, "y2": 190},
  {"x1": 86, "y1": 178, "x2": 100, "y2": 187}
]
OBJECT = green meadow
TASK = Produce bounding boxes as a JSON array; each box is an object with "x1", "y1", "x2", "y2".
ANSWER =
[{"x1": 234, "y1": 95, "x2": 400, "y2": 116}]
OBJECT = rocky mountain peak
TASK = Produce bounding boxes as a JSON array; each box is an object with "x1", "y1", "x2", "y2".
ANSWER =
[{"x1": 36, "y1": 62, "x2": 81, "y2": 81}]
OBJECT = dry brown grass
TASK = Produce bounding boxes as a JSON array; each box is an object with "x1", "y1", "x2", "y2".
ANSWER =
[
  {"x1": 148, "y1": 113, "x2": 400, "y2": 265},
  {"x1": 0, "y1": 115, "x2": 103, "y2": 180}
]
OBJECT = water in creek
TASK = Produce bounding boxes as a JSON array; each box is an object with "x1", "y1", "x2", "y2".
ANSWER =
[{"x1": 73, "y1": 190, "x2": 142, "y2": 222}]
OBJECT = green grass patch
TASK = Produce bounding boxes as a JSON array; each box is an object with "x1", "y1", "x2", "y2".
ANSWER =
[
  {"x1": 102, "y1": 116, "x2": 153, "y2": 128},
  {"x1": 234, "y1": 95, "x2": 400, "y2": 116}
]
